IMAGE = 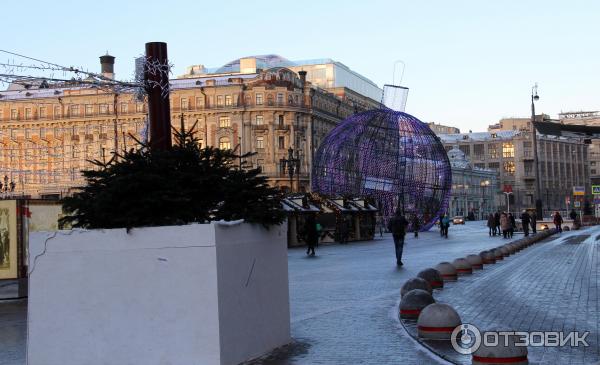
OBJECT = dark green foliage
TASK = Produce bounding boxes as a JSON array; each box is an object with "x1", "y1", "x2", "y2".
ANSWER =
[{"x1": 60, "y1": 127, "x2": 285, "y2": 229}]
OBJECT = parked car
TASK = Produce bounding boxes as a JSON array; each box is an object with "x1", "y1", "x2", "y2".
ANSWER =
[{"x1": 452, "y1": 216, "x2": 465, "y2": 225}]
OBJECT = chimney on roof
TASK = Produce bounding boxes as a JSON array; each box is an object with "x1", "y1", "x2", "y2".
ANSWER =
[
  {"x1": 298, "y1": 70, "x2": 307, "y2": 85},
  {"x1": 100, "y1": 53, "x2": 115, "y2": 80}
]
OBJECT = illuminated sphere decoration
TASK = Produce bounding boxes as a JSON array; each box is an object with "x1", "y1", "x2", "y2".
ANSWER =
[{"x1": 311, "y1": 109, "x2": 452, "y2": 231}]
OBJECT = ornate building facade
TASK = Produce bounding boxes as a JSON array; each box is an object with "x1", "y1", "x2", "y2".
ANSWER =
[{"x1": 0, "y1": 55, "x2": 381, "y2": 198}]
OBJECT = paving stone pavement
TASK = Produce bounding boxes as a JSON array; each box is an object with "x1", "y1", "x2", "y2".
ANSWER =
[
  {"x1": 431, "y1": 227, "x2": 600, "y2": 365},
  {"x1": 0, "y1": 299, "x2": 26, "y2": 365},
  {"x1": 250, "y1": 222, "x2": 527, "y2": 365}
]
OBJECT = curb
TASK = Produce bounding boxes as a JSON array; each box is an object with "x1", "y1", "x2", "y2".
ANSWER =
[{"x1": 398, "y1": 229, "x2": 557, "y2": 365}]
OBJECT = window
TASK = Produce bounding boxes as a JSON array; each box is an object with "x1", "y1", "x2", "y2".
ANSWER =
[
  {"x1": 99, "y1": 104, "x2": 108, "y2": 115},
  {"x1": 70, "y1": 105, "x2": 79, "y2": 117},
  {"x1": 503, "y1": 161, "x2": 515, "y2": 175},
  {"x1": 225, "y1": 95, "x2": 232, "y2": 106},
  {"x1": 473, "y1": 144, "x2": 484, "y2": 158},
  {"x1": 120, "y1": 103, "x2": 128, "y2": 114},
  {"x1": 136, "y1": 103, "x2": 144, "y2": 112},
  {"x1": 217, "y1": 95, "x2": 223, "y2": 107},
  {"x1": 218, "y1": 116, "x2": 230, "y2": 128},
  {"x1": 278, "y1": 115, "x2": 284, "y2": 127},
  {"x1": 256, "y1": 136, "x2": 264, "y2": 149},
  {"x1": 523, "y1": 141, "x2": 532, "y2": 148},
  {"x1": 255, "y1": 93, "x2": 263, "y2": 105},
  {"x1": 256, "y1": 159, "x2": 265, "y2": 171},
  {"x1": 592, "y1": 169, "x2": 597, "y2": 175},
  {"x1": 277, "y1": 93, "x2": 284, "y2": 105},
  {"x1": 53, "y1": 106, "x2": 61, "y2": 118},
  {"x1": 474, "y1": 163, "x2": 485, "y2": 169},
  {"x1": 196, "y1": 97, "x2": 205, "y2": 109},
  {"x1": 488, "y1": 162, "x2": 500, "y2": 170},
  {"x1": 25, "y1": 108, "x2": 32, "y2": 119},
  {"x1": 85, "y1": 104, "x2": 93, "y2": 116},
  {"x1": 278, "y1": 136, "x2": 285, "y2": 149},
  {"x1": 255, "y1": 115, "x2": 264, "y2": 125},
  {"x1": 459, "y1": 145, "x2": 470, "y2": 156},
  {"x1": 502, "y1": 142, "x2": 514, "y2": 158},
  {"x1": 219, "y1": 137, "x2": 231, "y2": 150},
  {"x1": 39, "y1": 107, "x2": 47, "y2": 119},
  {"x1": 181, "y1": 98, "x2": 188, "y2": 110}
]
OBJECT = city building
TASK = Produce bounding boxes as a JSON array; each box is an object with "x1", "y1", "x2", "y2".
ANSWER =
[
  {"x1": 428, "y1": 122, "x2": 460, "y2": 135},
  {"x1": 446, "y1": 146, "x2": 498, "y2": 219},
  {"x1": 439, "y1": 126, "x2": 589, "y2": 216},
  {"x1": 0, "y1": 54, "x2": 382, "y2": 198},
  {"x1": 558, "y1": 111, "x2": 600, "y2": 185}
]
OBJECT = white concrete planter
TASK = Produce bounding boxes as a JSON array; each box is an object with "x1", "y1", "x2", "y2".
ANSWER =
[{"x1": 27, "y1": 221, "x2": 290, "y2": 365}]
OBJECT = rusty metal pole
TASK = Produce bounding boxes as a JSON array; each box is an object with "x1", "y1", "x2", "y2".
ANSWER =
[{"x1": 144, "y1": 42, "x2": 172, "y2": 150}]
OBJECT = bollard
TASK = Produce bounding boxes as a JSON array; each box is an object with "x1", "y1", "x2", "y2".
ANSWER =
[
  {"x1": 465, "y1": 254, "x2": 483, "y2": 270},
  {"x1": 506, "y1": 243, "x2": 517, "y2": 255},
  {"x1": 452, "y1": 258, "x2": 473, "y2": 275},
  {"x1": 401, "y1": 277, "x2": 432, "y2": 297},
  {"x1": 435, "y1": 262, "x2": 458, "y2": 282},
  {"x1": 472, "y1": 331, "x2": 528, "y2": 365},
  {"x1": 399, "y1": 289, "x2": 435, "y2": 319},
  {"x1": 417, "y1": 303, "x2": 461, "y2": 340},
  {"x1": 417, "y1": 268, "x2": 444, "y2": 289},
  {"x1": 499, "y1": 245, "x2": 510, "y2": 257},
  {"x1": 479, "y1": 250, "x2": 496, "y2": 264},
  {"x1": 563, "y1": 226, "x2": 570, "y2": 231},
  {"x1": 492, "y1": 248, "x2": 504, "y2": 261}
]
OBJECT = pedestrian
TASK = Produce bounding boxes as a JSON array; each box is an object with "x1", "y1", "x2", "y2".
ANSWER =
[
  {"x1": 376, "y1": 214, "x2": 384, "y2": 237},
  {"x1": 494, "y1": 212, "x2": 501, "y2": 238},
  {"x1": 441, "y1": 214, "x2": 450, "y2": 238},
  {"x1": 387, "y1": 209, "x2": 408, "y2": 266},
  {"x1": 500, "y1": 212, "x2": 510, "y2": 239},
  {"x1": 569, "y1": 209, "x2": 577, "y2": 221},
  {"x1": 305, "y1": 214, "x2": 318, "y2": 256},
  {"x1": 553, "y1": 211, "x2": 563, "y2": 233},
  {"x1": 412, "y1": 214, "x2": 420, "y2": 238},
  {"x1": 520, "y1": 210, "x2": 531, "y2": 237},
  {"x1": 530, "y1": 211, "x2": 537, "y2": 234},
  {"x1": 439, "y1": 213, "x2": 445, "y2": 237},
  {"x1": 487, "y1": 213, "x2": 495, "y2": 236},
  {"x1": 508, "y1": 212, "x2": 516, "y2": 238},
  {"x1": 338, "y1": 217, "x2": 350, "y2": 244}
]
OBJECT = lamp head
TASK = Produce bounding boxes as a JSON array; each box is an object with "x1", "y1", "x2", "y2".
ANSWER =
[{"x1": 533, "y1": 94, "x2": 539, "y2": 101}]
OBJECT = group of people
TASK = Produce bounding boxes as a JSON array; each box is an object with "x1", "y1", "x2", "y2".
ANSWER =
[{"x1": 486, "y1": 211, "x2": 538, "y2": 238}]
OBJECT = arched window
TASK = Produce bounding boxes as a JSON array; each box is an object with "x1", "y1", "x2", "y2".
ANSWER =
[{"x1": 219, "y1": 137, "x2": 231, "y2": 150}]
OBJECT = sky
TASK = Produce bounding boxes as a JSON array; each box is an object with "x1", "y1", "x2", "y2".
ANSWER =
[{"x1": 2, "y1": 0, "x2": 599, "y2": 132}]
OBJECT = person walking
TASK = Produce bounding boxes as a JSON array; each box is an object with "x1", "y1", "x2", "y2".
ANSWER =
[
  {"x1": 441, "y1": 214, "x2": 451, "y2": 238},
  {"x1": 388, "y1": 210, "x2": 408, "y2": 266},
  {"x1": 338, "y1": 217, "x2": 350, "y2": 244},
  {"x1": 487, "y1": 213, "x2": 496, "y2": 236},
  {"x1": 530, "y1": 211, "x2": 537, "y2": 234},
  {"x1": 494, "y1": 212, "x2": 501, "y2": 238},
  {"x1": 412, "y1": 214, "x2": 420, "y2": 238},
  {"x1": 520, "y1": 210, "x2": 531, "y2": 237},
  {"x1": 439, "y1": 213, "x2": 445, "y2": 237},
  {"x1": 305, "y1": 214, "x2": 318, "y2": 256},
  {"x1": 553, "y1": 211, "x2": 563, "y2": 233},
  {"x1": 508, "y1": 212, "x2": 516, "y2": 238},
  {"x1": 500, "y1": 212, "x2": 510, "y2": 239},
  {"x1": 376, "y1": 214, "x2": 384, "y2": 237}
]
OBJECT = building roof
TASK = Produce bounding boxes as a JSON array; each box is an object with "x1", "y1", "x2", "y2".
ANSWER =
[{"x1": 438, "y1": 130, "x2": 521, "y2": 142}]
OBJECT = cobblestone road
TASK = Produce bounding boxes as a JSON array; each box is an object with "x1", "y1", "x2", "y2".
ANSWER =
[
  {"x1": 433, "y1": 227, "x2": 600, "y2": 365},
  {"x1": 251, "y1": 222, "x2": 522, "y2": 365}
]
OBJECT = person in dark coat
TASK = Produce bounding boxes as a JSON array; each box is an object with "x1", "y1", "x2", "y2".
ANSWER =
[
  {"x1": 508, "y1": 213, "x2": 516, "y2": 238},
  {"x1": 487, "y1": 213, "x2": 496, "y2": 236},
  {"x1": 520, "y1": 211, "x2": 531, "y2": 237},
  {"x1": 388, "y1": 210, "x2": 408, "y2": 266},
  {"x1": 305, "y1": 215, "x2": 318, "y2": 256},
  {"x1": 412, "y1": 214, "x2": 420, "y2": 238},
  {"x1": 494, "y1": 212, "x2": 501, "y2": 238},
  {"x1": 569, "y1": 209, "x2": 577, "y2": 221},
  {"x1": 530, "y1": 211, "x2": 537, "y2": 234},
  {"x1": 553, "y1": 211, "x2": 563, "y2": 233}
]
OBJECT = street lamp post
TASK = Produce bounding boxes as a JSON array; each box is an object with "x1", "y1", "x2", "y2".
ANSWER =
[
  {"x1": 503, "y1": 191, "x2": 514, "y2": 214},
  {"x1": 480, "y1": 179, "x2": 490, "y2": 219},
  {"x1": 280, "y1": 147, "x2": 301, "y2": 193},
  {"x1": 531, "y1": 84, "x2": 542, "y2": 218}
]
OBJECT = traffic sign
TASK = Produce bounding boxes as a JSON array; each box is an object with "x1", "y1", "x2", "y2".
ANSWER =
[
  {"x1": 593, "y1": 185, "x2": 600, "y2": 195},
  {"x1": 503, "y1": 185, "x2": 513, "y2": 193},
  {"x1": 574, "y1": 201, "x2": 581, "y2": 208},
  {"x1": 573, "y1": 186, "x2": 585, "y2": 196}
]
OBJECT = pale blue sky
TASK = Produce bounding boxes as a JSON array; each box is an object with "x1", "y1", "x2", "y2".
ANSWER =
[{"x1": 3, "y1": 0, "x2": 599, "y2": 132}]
